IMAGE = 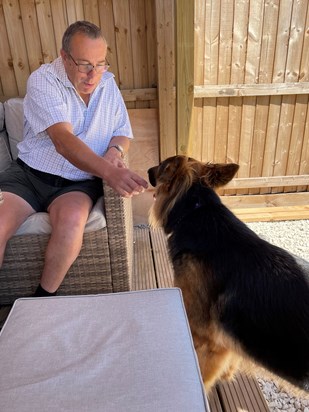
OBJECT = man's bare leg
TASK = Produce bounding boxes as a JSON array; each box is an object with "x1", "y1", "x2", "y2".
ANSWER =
[
  {"x1": 0, "y1": 192, "x2": 35, "y2": 266},
  {"x1": 39, "y1": 191, "x2": 93, "y2": 293}
]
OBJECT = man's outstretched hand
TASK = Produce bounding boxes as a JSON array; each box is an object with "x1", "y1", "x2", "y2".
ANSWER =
[{"x1": 104, "y1": 165, "x2": 148, "y2": 198}]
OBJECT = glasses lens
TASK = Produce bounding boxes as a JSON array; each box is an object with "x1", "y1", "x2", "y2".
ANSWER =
[
  {"x1": 96, "y1": 65, "x2": 109, "y2": 73},
  {"x1": 78, "y1": 64, "x2": 92, "y2": 73},
  {"x1": 77, "y1": 63, "x2": 109, "y2": 74}
]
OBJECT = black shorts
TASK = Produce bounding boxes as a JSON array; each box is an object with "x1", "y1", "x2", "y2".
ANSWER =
[{"x1": 0, "y1": 159, "x2": 103, "y2": 212}]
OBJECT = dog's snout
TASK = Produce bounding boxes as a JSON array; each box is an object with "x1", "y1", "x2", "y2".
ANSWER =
[{"x1": 147, "y1": 167, "x2": 157, "y2": 187}]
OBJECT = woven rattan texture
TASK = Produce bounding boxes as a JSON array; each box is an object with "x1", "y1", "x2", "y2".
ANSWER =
[{"x1": 0, "y1": 182, "x2": 133, "y2": 304}]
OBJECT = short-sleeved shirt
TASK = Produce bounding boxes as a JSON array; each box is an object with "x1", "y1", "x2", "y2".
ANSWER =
[{"x1": 18, "y1": 57, "x2": 133, "y2": 181}]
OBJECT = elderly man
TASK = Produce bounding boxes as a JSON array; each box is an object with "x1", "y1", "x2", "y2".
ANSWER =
[{"x1": 0, "y1": 21, "x2": 148, "y2": 297}]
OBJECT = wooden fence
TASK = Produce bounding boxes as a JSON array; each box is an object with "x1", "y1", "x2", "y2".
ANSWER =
[
  {"x1": 0, "y1": 0, "x2": 308, "y2": 211},
  {"x1": 175, "y1": 0, "x2": 309, "y2": 210}
]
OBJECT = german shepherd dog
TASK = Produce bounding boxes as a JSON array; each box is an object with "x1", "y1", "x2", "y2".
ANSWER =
[{"x1": 148, "y1": 155, "x2": 309, "y2": 394}]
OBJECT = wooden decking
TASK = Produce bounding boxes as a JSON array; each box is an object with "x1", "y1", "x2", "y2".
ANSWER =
[
  {"x1": 133, "y1": 226, "x2": 270, "y2": 412},
  {"x1": 0, "y1": 226, "x2": 270, "y2": 411}
]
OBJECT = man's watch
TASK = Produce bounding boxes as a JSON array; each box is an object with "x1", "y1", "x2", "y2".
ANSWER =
[{"x1": 108, "y1": 144, "x2": 124, "y2": 158}]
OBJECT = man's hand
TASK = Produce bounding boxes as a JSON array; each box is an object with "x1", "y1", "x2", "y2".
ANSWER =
[{"x1": 104, "y1": 165, "x2": 148, "y2": 198}]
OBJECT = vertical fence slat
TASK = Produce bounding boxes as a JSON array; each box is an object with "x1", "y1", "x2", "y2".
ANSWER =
[
  {"x1": 83, "y1": 0, "x2": 100, "y2": 26},
  {"x1": 237, "y1": 0, "x2": 264, "y2": 195},
  {"x1": 226, "y1": 0, "x2": 249, "y2": 193},
  {"x1": 145, "y1": 0, "x2": 157, "y2": 108},
  {"x1": 249, "y1": 0, "x2": 279, "y2": 194},
  {"x1": 194, "y1": 0, "x2": 206, "y2": 160},
  {"x1": 202, "y1": 0, "x2": 220, "y2": 162},
  {"x1": 285, "y1": 94, "x2": 308, "y2": 192},
  {"x1": 113, "y1": 0, "x2": 135, "y2": 108},
  {"x1": 130, "y1": 0, "x2": 149, "y2": 109},
  {"x1": 98, "y1": 0, "x2": 120, "y2": 85},
  {"x1": 65, "y1": 0, "x2": 84, "y2": 24},
  {"x1": 0, "y1": 1, "x2": 18, "y2": 97},
  {"x1": 51, "y1": 0, "x2": 68, "y2": 54},
  {"x1": 176, "y1": 0, "x2": 194, "y2": 155},
  {"x1": 215, "y1": 0, "x2": 233, "y2": 170},
  {"x1": 3, "y1": 0, "x2": 30, "y2": 96},
  {"x1": 299, "y1": 104, "x2": 309, "y2": 191},
  {"x1": 20, "y1": 0, "x2": 44, "y2": 72},
  {"x1": 155, "y1": 0, "x2": 176, "y2": 159},
  {"x1": 36, "y1": 0, "x2": 58, "y2": 62}
]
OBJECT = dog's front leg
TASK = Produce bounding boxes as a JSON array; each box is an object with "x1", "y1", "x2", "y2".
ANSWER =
[{"x1": 194, "y1": 337, "x2": 236, "y2": 392}]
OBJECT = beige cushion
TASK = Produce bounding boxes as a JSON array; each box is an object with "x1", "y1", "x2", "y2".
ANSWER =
[
  {"x1": 0, "y1": 289, "x2": 209, "y2": 412},
  {"x1": 15, "y1": 196, "x2": 106, "y2": 235},
  {"x1": 0, "y1": 101, "x2": 4, "y2": 130},
  {"x1": 0, "y1": 130, "x2": 12, "y2": 172},
  {"x1": 3, "y1": 97, "x2": 24, "y2": 160}
]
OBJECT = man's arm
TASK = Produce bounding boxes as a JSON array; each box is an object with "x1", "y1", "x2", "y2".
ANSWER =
[{"x1": 47, "y1": 122, "x2": 148, "y2": 197}]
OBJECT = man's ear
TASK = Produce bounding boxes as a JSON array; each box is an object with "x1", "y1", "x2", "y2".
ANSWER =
[{"x1": 201, "y1": 163, "x2": 239, "y2": 188}]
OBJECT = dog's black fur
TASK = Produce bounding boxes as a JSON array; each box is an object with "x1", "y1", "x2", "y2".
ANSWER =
[{"x1": 148, "y1": 156, "x2": 309, "y2": 393}]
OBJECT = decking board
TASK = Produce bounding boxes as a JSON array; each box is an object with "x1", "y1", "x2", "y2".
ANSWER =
[
  {"x1": 149, "y1": 228, "x2": 174, "y2": 288},
  {"x1": 217, "y1": 374, "x2": 269, "y2": 412},
  {"x1": 132, "y1": 226, "x2": 158, "y2": 290}
]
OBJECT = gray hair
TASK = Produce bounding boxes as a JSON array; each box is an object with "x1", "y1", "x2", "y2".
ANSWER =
[{"x1": 62, "y1": 21, "x2": 107, "y2": 53}]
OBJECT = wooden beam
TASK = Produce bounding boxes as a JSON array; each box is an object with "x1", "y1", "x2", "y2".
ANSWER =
[
  {"x1": 121, "y1": 87, "x2": 157, "y2": 102},
  {"x1": 194, "y1": 82, "x2": 309, "y2": 98},
  {"x1": 231, "y1": 205, "x2": 309, "y2": 222},
  {"x1": 0, "y1": 88, "x2": 158, "y2": 104},
  {"x1": 221, "y1": 192, "x2": 309, "y2": 209},
  {"x1": 175, "y1": 0, "x2": 194, "y2": 155},
  {"x1": 225, "y1": 174, "x2": 309, "y2": 189}
]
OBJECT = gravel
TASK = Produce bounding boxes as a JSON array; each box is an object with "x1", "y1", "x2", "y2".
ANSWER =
[{"x1": 246, "y1": 219, "x2": 309, "y2": 411}]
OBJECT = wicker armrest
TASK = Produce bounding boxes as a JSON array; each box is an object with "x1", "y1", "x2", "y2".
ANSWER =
[{"x1": 102, "y1": 181, "x2": 133, "y2": 292}]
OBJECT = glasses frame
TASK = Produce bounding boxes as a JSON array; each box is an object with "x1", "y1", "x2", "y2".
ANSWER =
[{"x1": 68, "y1": 53, "x2": 110, "y2": 74}]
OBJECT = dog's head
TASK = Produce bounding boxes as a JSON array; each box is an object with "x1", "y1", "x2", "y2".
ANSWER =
[{"x1": 147, "y1": 155, "x2": 239, "y2": 227}]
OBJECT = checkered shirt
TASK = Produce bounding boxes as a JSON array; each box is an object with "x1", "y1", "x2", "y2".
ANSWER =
[{"x1": 18, "y1": 57, "x2": 133, "y2": 181}]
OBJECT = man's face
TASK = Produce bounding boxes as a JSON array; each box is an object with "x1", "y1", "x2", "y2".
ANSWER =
[{"x1": 61, "y1": 33, "x2": 108, "y2": 98}]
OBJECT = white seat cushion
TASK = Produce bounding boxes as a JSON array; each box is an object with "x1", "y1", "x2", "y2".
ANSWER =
[
  {"x1": 15, "y1": 196, "x2": 106, "y2": 235},
  {"x1": 3, "y1": 97, "x2": 24, "y2": 160},
  {"x1": 0, "y1": 289, "x2": 209, "y2": 412},
  {"x1": 0, "y1": 101, "x2": 5, "y2": 131},
  {"x1": 0, "y1": 130, "x2": 12, "y2": 173}
]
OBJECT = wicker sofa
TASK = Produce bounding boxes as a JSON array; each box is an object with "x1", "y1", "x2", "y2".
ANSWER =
[{"x1": 0, "y1": 98, "x2": 133, "y2": 305}]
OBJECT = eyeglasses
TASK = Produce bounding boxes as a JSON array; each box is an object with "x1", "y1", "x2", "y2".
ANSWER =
[{"x1": 68, "y1": 54, "x2": 110, "y2": 74}]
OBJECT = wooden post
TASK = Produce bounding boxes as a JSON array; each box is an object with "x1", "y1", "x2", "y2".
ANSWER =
[
  {"x1": 175, "y1": 0, "x2": 194, "y2": 155},
  {"x1": 155, "y1": 0, "x2": 177, "y2": 159}
]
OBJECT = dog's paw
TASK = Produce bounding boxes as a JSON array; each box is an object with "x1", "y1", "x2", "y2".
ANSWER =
[{"x1": 220, "y1": 367, "x2": 236, "y2": 381}]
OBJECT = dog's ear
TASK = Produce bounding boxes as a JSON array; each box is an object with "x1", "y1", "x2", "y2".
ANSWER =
[{"x1": 201, "y1": 163, "x2": 239, "y2": 188}]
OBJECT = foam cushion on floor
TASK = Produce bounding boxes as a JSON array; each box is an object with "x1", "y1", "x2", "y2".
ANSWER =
[{"x1": 0, "y1": 288, "x2": 209, "y2": 412}]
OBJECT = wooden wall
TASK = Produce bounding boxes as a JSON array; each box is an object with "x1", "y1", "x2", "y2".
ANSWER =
[
  {"x1": 0, "y1": 0, "x2": 158, "y2": 109},
  {"x1": 175, "y1": 0, "x2": 309, "y2": 210},
  {"x1": 192, "y1": 0, "x2": 309, "y2": 183}
]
